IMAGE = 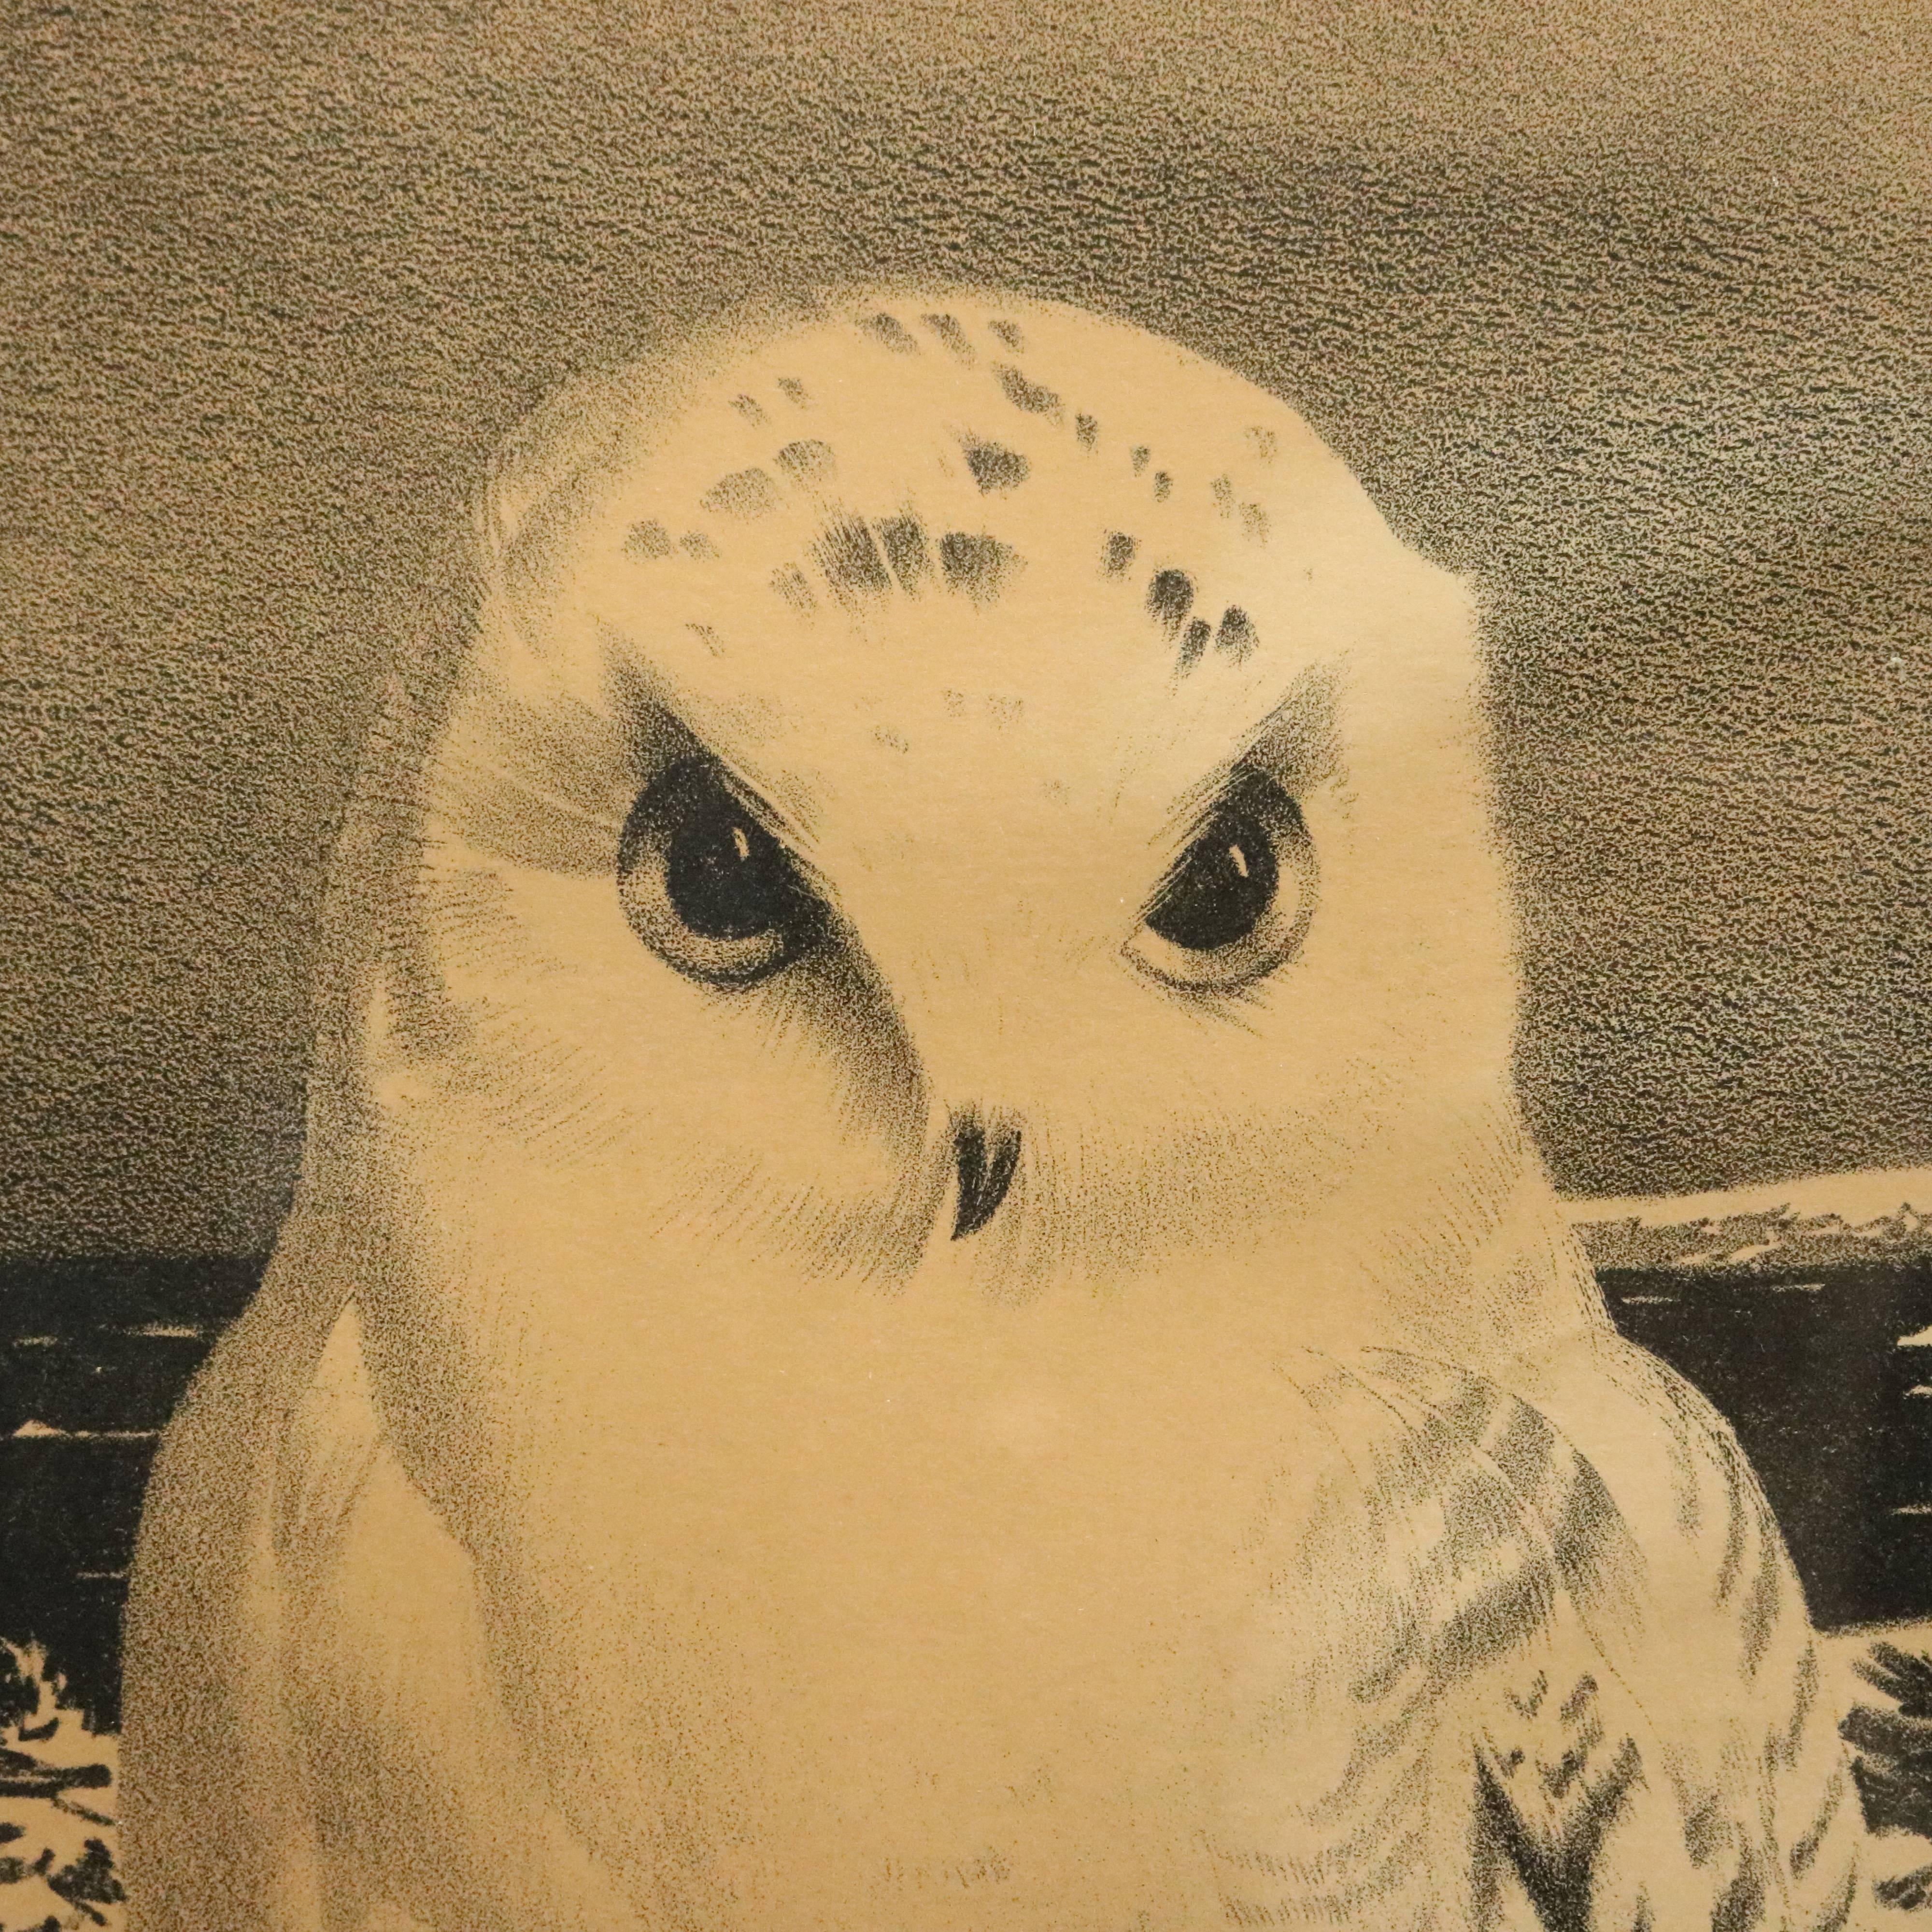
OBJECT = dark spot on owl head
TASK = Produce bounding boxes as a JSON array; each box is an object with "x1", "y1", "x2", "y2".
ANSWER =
[
  {"x1": 777, "y1": 377, "x2": 810, "y2": 408},
  {"x1": 1153, "y1": 471, "x2": 1173, "y2": 501},
  {"x1": 686, "y1": 622, "x2": 723, "y2": 656},
  {"x1": 1101, "y1": 531, "x2": 1137, "y2": 577},
  {"x1": 1210, "y1": 475, "x2": 1234, "y2": 513},
  {"x1": 994, "y1": 364, "x2": 1060, "y2": 417},
  {"x1": 1241, "y1": 503, "x2": 1270, "y2": 543},
  {"x1": 1246, "y1": 426, "x2": 1279, "y2": 460},
  {"x1": 1131, "y1": 446, "x2": 1150, "y2": 475},
  {"x1": 625, "y1": 520, "x2": 674, "y2": 560},
  {"x1": 731, "y1": 394, "x2": 769, "y2": 426},
  {"x1": 1147, "y1": 569, "x2": 1194, "y2": 636},
  {"x1": 681, "y1": 531, "x2": 719, "y2": 560},
  {"x1": 814, "y1": 518, "x2": 891, "y2": 600},
  {"x1": 701, "y1": 468, "x2": 780, "y2": 520},
  {"x1": 922, "y1": 313, "x2": 974, "y2": 360},
  {"x1": 772, "y1": 565, "x2": 817, "y2": 615},
  {"x1": 877, "y1": 514, "x2": 932, "y2": 592},
  {"x1": 988, "y1": 319, "x2": 1025, "y2": 350},
  {"x1": 939, "y1": 532, "x2": 1023, "y2": 605},
  {"x1": 1216, "y1": 608, "x2": 1258, "y2": 661},
  {"x1": 776, "y1": 439, "x2": 836, "y2": 484},
  {"x1": 1179, "y1": 618, "x2": 1211, "y2": 671},
  {"x1": 1075, "y1": 413, "x2": 1098, "y2": 448},
  {"x1": 960, "y1": 436, "x2": 1031, "y2": 494},
  {"x1": 863, "y1": 313, "x2": 919, "y2": 353}
]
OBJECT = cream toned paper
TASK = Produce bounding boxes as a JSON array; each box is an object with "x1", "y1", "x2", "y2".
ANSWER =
[{"x1": 6, "y1": 8, "x2": 1930, "y2": 1928}]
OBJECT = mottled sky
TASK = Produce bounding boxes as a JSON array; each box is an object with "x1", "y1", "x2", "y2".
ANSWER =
[{"x1": 4, "y1": 0, "x2": 1930, "y2": 1252}]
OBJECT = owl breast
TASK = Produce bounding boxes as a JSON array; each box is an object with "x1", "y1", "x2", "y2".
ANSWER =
[{"x1": 295, "y1": 1235, "x2": 1527, "y2": 1932}]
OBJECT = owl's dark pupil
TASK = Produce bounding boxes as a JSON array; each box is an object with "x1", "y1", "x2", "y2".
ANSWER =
[
  {"x1": 666, "y1": 794, "x2": 794, "y2": 939},
  {"x1": 1148, "y1": 809, "x2": 1278, "y2": 952}
]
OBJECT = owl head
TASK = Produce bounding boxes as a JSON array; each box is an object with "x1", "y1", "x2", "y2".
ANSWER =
[{"x1": 310, "y1": 288, "x2": 1586, "y2": 1354}]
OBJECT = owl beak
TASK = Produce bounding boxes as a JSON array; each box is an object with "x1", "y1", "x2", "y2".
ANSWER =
[{"x1": 951, "y1": 1114, "x2": 1021, "y2": 1239}]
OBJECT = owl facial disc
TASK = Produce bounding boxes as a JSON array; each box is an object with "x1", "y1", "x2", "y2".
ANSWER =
[{"x1": 392, "y1": 285, "x2": 1514, "y2": 1292}]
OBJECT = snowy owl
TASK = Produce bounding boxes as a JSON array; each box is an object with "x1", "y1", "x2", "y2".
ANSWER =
[{"x1": 124, "y1": 290, "x2": 1867, "y2": 1930}]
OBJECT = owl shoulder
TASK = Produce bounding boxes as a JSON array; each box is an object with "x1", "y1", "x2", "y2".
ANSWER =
[{"x1": 1405, "y1": 1334, "x2": 1866, "y2": 1932}]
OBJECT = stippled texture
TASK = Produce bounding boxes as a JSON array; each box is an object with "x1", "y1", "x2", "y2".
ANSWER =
[{"x1": 4, "y1": 0, "x2": 1931, "y2": 1250}]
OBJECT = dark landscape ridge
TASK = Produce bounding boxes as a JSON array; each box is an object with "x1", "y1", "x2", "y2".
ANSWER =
[
  {"x1": 1577, "y1": 1203, "x2": 1932, "y2": 1276},
  {"x1": 5, "y1": 1218, "x2": 1932, "y2": 1732}
]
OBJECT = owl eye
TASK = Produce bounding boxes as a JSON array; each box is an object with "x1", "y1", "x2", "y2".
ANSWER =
[
  {"x1": 1127, "y1": 772, "x2": 1316, "y2": 992},
  {"x1": 618, "y1": 758, "x2": 822, "y2": 986}
]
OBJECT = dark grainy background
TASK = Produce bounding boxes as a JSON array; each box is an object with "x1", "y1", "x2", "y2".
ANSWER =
[{"x1": 3, "y1": 0, "x2": 1930, "y2": 1254}]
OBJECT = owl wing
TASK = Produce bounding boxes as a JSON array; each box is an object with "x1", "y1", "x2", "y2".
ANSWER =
[
  {"x1": 121, "y1": 1262, "x2": 334, "y2": 1931},
  {"x1": 1350, "y1": 1342, "x2": 1870, "y2": 1932},
  {"x1": 126, "y1": 1278, "x2": 644, "y2": 1932}
]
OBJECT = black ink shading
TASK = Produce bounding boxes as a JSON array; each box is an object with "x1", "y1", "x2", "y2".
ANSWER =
[
  {"x1": 1147, "y1": 568, "x2": 1195, "y2": 636},
  {"x1": 1216, "y1": 608, "x2": 1258, "y2": 660},
  {"x1": 994, "y1": 364, "x2": 1060, "y2": 416},
  {"x1": 771, "y1": 565, "x2": 817, "y2": 614},
  {"x1": 701, "y1": 468, "x2": 780, "y2": 519},
  {"x1": 776, "y1": 439, "x2": 835, "y2": 483},
  {"x1": 863, "y1": 313, "x2": 918, "y2": 352},
  {"x1": 939, "y1": 531, "x2": 1022, "y2": 604},
  {"x1": 959, "y1": 436, "x2": 1030, "y2": 493},
  {"x1": 921, "y1": 313, "x2": 974, "y2": 360},
  {"x1": 814, "y1": 518, "x2": 891, "y2": 600},
  {"x1": 952, "y1": 1116, "x2": 1021, "y2": 1237},
  {"x1": 876, "y1": 514, "x2": 932, "y2": 592}
]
